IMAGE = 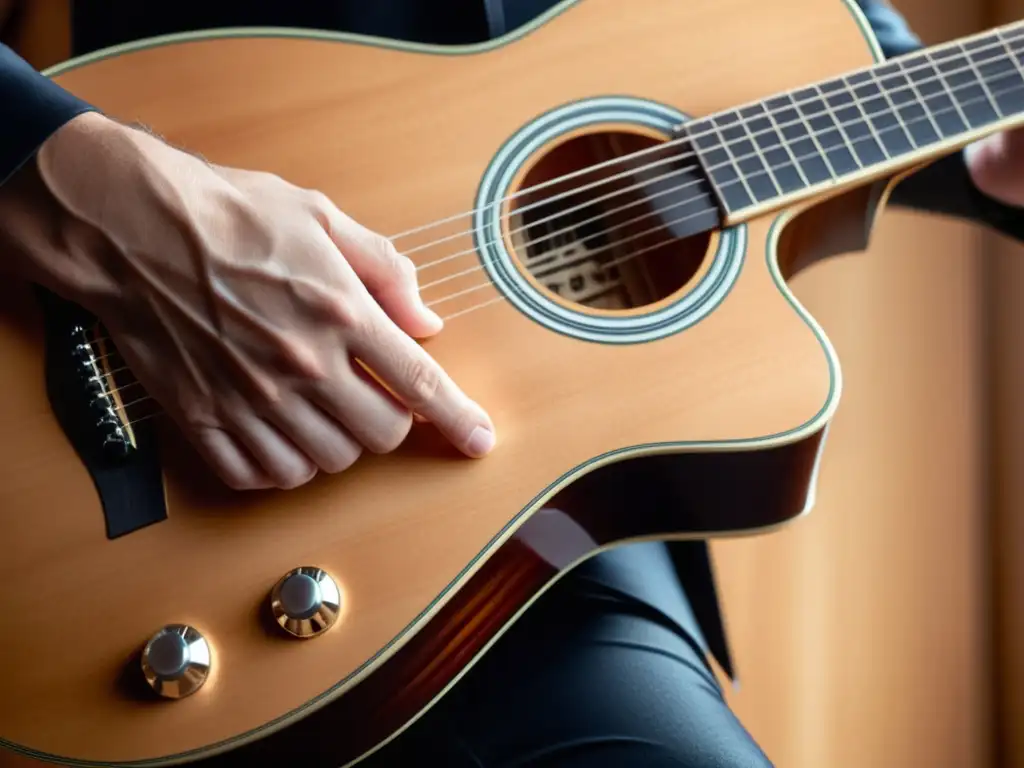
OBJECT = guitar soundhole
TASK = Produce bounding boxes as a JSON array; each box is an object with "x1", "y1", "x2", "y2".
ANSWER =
[{"x1": 507, "y1": 130, "x2": 716, "y2": 312}]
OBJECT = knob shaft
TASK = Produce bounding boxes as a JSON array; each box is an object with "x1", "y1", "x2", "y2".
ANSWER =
[
  {"x1": 141, "y1": 624, "x2": 211, "y2": 699},
  {"x1": 270, "y1": 567, "x2": 342, "y2": 638}
]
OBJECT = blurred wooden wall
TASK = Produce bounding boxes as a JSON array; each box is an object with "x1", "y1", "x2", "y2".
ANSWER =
[
  {"x1": 715, "y1": 0, "x2": 1003, "y2": 766},
  {"x1": 990, "y1": 0, "x2": 1024, "y2": 765},
  {"x1": 2, "y1": 1, "x2": 1017, "y2": 767}
]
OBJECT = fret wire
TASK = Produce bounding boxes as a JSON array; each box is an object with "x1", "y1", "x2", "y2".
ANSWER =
[
  {"x1": 711, "y1": 120, "x2": 764, "y2": 205},
  {"x1": 811, "y1": 81, "x2": 879, "y2": 174},
  {"x1": 713, "y1": 74, "x2": 1024, "y2": 206},
  {"x1": 959, "y1": 39, "x2": 1005, "y2": 119},
  {"x1": 928, "y1": 49, "x2": 974, "y2": 129},
  {"x1": 762, "y1": 102, "x2": 812, "y2": 187},
  {"x1": 998, "y1": 28, "x2": 1024, "y2": 77},
  {"x1": 837, "y1": 73, "x2": 892, "y2": 163},
  {"x1": 893, "y1": 55, "x2": 945, "y2": 140},
  {"x1": 693, "y1": 26, "x2": 1024, "y2": 214},
  {"x1": 866, "y1": 66, "x2": 920, "y2": 151},
  {"x1": 719, "y1": 67, "x2": 1022, "y2": 184},
  {"x1": 931, "y1": 44, "x2": 1002, "y2": 130},
  {"x1": 958, "y1": 36, "x2": 1024, "y2": 100},
  {"x1": 785, "y1": 94, "x2": 840, "y2": 179},
  {"x1": 728, "y1": 37, "x2": 1013, "y2": 171},
  {"x1": 733, "y1": 108, "x2": 790, "y2": 199}
]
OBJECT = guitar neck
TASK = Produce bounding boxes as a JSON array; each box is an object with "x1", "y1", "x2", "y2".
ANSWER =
[{"x1": 686, "y1": 19, "x2": 1024, "y2": 225}]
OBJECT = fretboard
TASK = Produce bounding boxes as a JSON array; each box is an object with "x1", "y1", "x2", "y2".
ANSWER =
[{"x1": 686, "y1": 20, "x2": 1024, "y2": 223}]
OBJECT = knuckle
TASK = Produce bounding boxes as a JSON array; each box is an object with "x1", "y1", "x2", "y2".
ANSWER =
[
  {"x1": 306, "y1": 189, "x2": 334, "y2": 215},
  {"x1": 320, "y1": 289, "x2": 365, "y2": 331},
  {"x1": 370, "y1": 235, "x2": 413, "y2": 282},
  {"x1": 402, "y1": 359, "x2": 441, "y2": 410},
  {"x1": 305, "y1": 190, "x2": 338, "y2": 231}
]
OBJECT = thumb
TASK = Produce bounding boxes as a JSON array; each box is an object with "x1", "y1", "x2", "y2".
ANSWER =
[
  {"x1": 321, "y1": 204, "x2": 444, "y2": 338},
  {"x1": 965, "y1": 128, "x2": 1024, "y2": 209}
]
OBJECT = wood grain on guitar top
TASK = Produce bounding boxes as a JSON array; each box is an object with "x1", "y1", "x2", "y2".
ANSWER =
[{"x1": 0, "y1": 0, "x2": 877, "y2": 764}]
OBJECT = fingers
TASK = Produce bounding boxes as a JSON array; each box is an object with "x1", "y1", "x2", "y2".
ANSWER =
[
  {"x1": 264, "y1": 395, "x2": 364, "y2": 474},
  {"x1": 189, "y1": 425, "x2": 278, "y2": 491},
  {"x1": 185, "y1": 397, "x2": 363, "y2": 490},
  {"x1": 310, "y1": 363, "x2": 415, "y2": 454},
  {"x1": 350, "y1": 321, "x2": 495, "y2": 459},
  {"x1": 314, "y1": 197, "x2": 444, "y2": 339},
  {"x1": 965, "y1": 131, "x2": 1024, "y2": 208},
  {"x1": 310, "y1": 194, "x2": 495, "y2": 460}
]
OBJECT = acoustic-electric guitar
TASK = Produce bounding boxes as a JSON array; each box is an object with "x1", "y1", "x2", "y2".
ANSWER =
[{"x1": 1, "y1": 0, "x2": 1021, "y2": 765}]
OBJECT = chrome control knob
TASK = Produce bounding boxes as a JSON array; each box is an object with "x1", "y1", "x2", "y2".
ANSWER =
[
  {"x1": 270, "y1": 567, "x2": 342, "y2": 639},
  {"x1": 140, "y1": 624, "x2": 211, "y2": 699}
]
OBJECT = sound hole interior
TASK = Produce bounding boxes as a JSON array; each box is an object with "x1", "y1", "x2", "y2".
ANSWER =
[{"x1": 507, "y1": 130, "x2": 714, "y2": 312}]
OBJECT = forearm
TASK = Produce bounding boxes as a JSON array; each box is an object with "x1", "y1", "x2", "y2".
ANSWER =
[{"x1": 0, "y1": 42, "x2": 97, "y2": 186}]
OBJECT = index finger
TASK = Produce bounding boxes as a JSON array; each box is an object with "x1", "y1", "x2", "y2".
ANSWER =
[{"x1": 350, "y1": 311, "x2": 495, "y2": 459}]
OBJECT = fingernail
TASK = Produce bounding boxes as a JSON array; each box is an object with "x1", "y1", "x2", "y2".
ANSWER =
[
  {"x1": 424, "y1": 306, "x2": 444, "y2": 330},
  {"x1": 466, "y1": 426, "x2": 495, "y2": 457},
  {"x1": 415, "y1": 294, "x2": 444, "y2": 330}
]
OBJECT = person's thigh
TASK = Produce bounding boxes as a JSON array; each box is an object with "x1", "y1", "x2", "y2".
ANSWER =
[{"x1": 365, "y1": 541, "x2": 773, "y2": 767}]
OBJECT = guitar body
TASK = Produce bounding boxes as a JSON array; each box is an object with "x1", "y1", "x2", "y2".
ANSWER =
[{"x1": 0, "y1": 0, "x2": 888, "y2": 765}]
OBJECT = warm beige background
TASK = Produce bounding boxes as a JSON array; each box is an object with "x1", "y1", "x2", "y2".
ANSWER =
[
  {"x1": 990, "y1": 2, "x2": 1024, "y2": 766},
  {"x1": 714, "y1": 0, "x2": 1016, "y2": 766},
  {"x1": 3, "y1": 1, "x2": 1019, "y2": 766}
]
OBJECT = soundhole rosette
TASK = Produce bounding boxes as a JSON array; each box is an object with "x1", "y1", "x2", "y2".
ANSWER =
[{"x1": 473, "y1": 96, "x2": 746, "y2": 345}]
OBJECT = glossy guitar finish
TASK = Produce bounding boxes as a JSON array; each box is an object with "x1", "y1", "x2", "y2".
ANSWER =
[{"x1": 2, "y1": 0, "x2": 1009, "y2": 765}]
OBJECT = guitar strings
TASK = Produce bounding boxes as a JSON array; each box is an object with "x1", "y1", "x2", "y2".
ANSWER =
[
  {"x1": 397, "y1": 35, "x2": 1024, "y2": 276},
  {"x1": 416, "y1": 168, "x2": 710, "y2": 283},
  {"x1": 418, "y1": 180, "x2": 712, "y2": 292},
  {"x1": 397, "y1": 26, "x2": 1024, "y2": 265},
  {"x1": 99, "y1": 60, "x2": 1007, "y2": 427},
  {"x1": 85, "y1": 34, "x2": 1024, "y2": 357},
  {"x1": 111, "y1": 215, "x2": 696, "y2": 430},
  {"x1": 415, "y1": 73, "x2": 1024, "y2": 307},
  {"x1": 86, "y1": 42, "x2": 1024, "y2": 426},
  {"x1": 84, "y1": 58, "x2": 1024, "y2": 375},
  {"x1": 90, "y1": 48, "x2": 1024, "y2": 370},
  {"x1": 94, "y1": 182, "x2": 712, "y2": 404},
  {"x1": 85, "y1": 66, "x2": 1024, "y2": 378}
]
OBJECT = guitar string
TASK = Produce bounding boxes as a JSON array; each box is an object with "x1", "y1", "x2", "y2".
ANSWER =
[
  {"x1": 89, "y1": 44, "x2": 1024, "y2": 359},
  {"x1": 419, "y1": 184, "x2": 711, "y2": 291},
  {"x1": 85, "y1": 65, "x2": 1024, "y2": 378},
  {"x1": 111, "y1": 230, "x2": 696, "y2": 431},
  {"x1": 83, "y1": 32, "x2": 1024, "y2": 355},
  {"x1": 86, "y1": 183, "x2": 715, "y2": 400},
  {"x1": 84, "y1": 43, "x2": 1024, "y2": 418},
  {"x1": 97, "y1": 55, "x2": 1008, "y2": 430},
  {"x1": 397, "y1": 34, "x2": 1024, "y2": 273},
  {"x1": 393, "y1": 26, "x2": 1024, "y2": 262},
  {"x1": 374, "y1": 74, "x2": 1024, "y2": 309},
  {"x1": 409, "y1": 69, "x2": 1024, "y2": 296},
  {"x1": 416, "y1": 169, "x2": 709, "y2": 284}
]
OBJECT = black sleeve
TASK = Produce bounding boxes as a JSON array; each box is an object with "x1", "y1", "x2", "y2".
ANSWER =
[
  {"x1": 0, "y1": 42, "x2": 98, "y2": 186},
  {"x1": 856, "y1": 0, "x2": 1024, "y2": 241}
]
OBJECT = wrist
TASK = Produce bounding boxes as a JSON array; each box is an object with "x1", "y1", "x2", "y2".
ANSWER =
[
  {"x1": 35, "y1": 111, "x2": 142, "y2": 232},
  {"x1": 0, "y1": 113, "x2": 131, "y2": 311}
]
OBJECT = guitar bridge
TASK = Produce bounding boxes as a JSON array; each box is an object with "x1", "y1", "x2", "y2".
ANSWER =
[
  {"x1": 72, "y1": 325, "x2": 137, "y2": 461},
  {"x1": 36, "y1": 287, "x2": 167, "y2": 539}
]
